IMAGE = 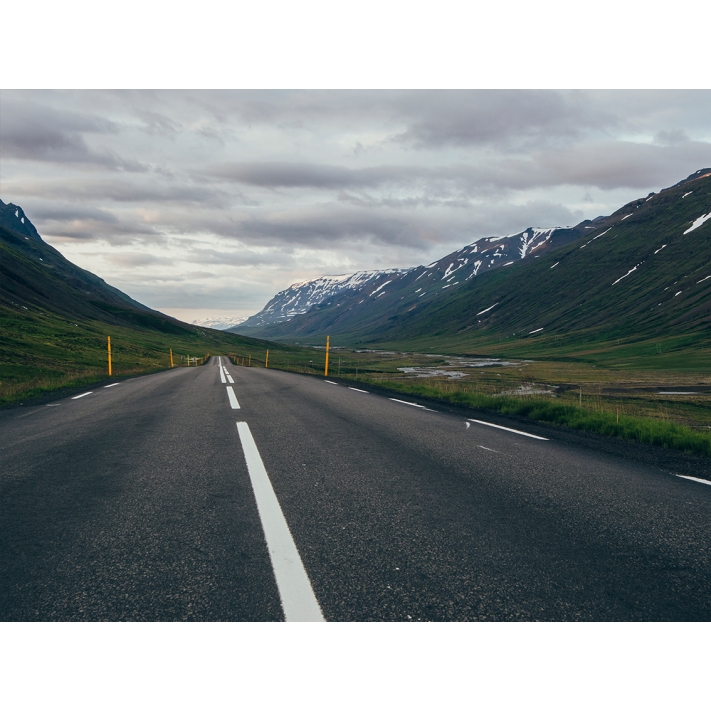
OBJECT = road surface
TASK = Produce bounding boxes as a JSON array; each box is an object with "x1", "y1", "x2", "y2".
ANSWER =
[{"x1": 2, "y1": 357, "x2": 710, "y2": 621}]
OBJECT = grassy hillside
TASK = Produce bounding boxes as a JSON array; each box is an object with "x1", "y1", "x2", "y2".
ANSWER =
[{"x1": 0, "y1": 209, "x2": 315, "y2": 406}]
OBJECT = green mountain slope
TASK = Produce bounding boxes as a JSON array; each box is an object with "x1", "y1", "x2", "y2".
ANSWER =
[
  {"x1": 369, "y1": 169, "x2": 711, "y2": 351},
  {"x1": 0, "y1": 201, "x2": 310, "y2": 404}
]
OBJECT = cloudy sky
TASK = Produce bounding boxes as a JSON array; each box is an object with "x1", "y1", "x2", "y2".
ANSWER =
[{"x1": 2, "y1": 90, "x2": 711, "y2": 322}]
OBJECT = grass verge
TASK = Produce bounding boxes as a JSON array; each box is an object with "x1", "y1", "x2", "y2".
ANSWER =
[{"x1": 352, "y1": 376, "x2": 711, "y2": 458}]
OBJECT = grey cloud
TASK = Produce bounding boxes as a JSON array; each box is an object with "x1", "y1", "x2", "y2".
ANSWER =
[
  {"x1": 107, "y1": 253, "x2": 175, "y2": 268},
  {"x1": 189, "y1": 200, "x2": 582, "y2": 253},
  {"x1": 654, "y1": 129, "x2": 690, "y2": 145},
  {"x1": 207, "y1": 161, "x2": 403, "y2": 189},
  {"x1": 7, "y1": 178, "x2": 243, "y2": 208},
  {"x1": 530, "y1": 140, "x2": 711, "y2": 190},
  {"x1": 0, "y1": 98, "x2": 146, "y2": 171},
  {"x1": 389, "y1": 90, "x2": 619, "y2": 149},
  {"x1": 135, "y1": 110, "x2": 182, "y2": 136},
  {"x1": 27, "y1": 202, "x2": 159, "y2": 243},
  {"x1": 188, "y1": 247, "x2": 296, "y2": 268},
  {"x1": 207, "y1": 138, "x2": 711, "y2": 198},
  {"x1": 219, "y1": 207, "x2": 437, "y2": 250},
  {"x1": 120, "y1": 281, "x2": 269, "y2": 311}
]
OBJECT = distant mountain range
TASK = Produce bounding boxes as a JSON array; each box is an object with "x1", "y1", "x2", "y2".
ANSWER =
[
  {"x1": 230, "y1": 168, "x2": 711, "y2": 349},
  {"x1": 235, "y1": 223, "x2": 602, "y2": 333},
  {"x1": 191, "y1": 316, "x2": 247, "y2": 330}
]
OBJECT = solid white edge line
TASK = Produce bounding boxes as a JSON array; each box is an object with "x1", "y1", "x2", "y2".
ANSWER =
[
  {"x1": 236, "y1": 422, "x2": 325, "y2": 622},
  {"x1": 324, "y1": 380, "x2": 337, "y2": 384},
  {"x1": 226, "y1": 375, "x2": 234, "y2": 384},
  {"x1": 467, "y1": 419, "x2": 549, "y2": 440},
  {"x1": 348, "y1": 387, "x2": 368, "y2": 393},
  {"x1": 104, "y1": 383, "x2": 119, "y2": 388},
  {"x1": 71, "y1": 392, "x2": 93, "y2": 399},
  {"x1": 389, "y1": 398, "x2": 425, "y2": 408},
  {"x1": 676, "y1": 475, "x2": 711, "y2": 486},
  {"x1": 226, "y1": 386, "x2": 240, "y2": 409},
  {"x1": 220, "y1": 369, "x2": 226, "y2": 383}
]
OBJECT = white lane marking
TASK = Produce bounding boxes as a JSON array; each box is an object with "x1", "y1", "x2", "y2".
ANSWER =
[
  {"x1": 465, "y1": 422, "x2": 470, "y2": 429},
  {"x1": 478, "y1": 445, "x2": 498, "y2": 452},
  {"x1": 226, "y1": 374, "x2": 234, "y2": 384},
  {"x1": 348, "y1": 387, "x2": 368, "y2": 393},
  {"x1": 104, "y1": 383, "x2": 119, "y2": 388},
  {"x1": 46, "y1": 404, "x2": 60, "y2": 407},
  {"x1": 236, "y1": 422, "x2": 324, "y2": 622},
  {"x1": 424, "y1": 408, "x2": 437, "y2": 412},
  {"x1": 226, "y1": 387, "x2": 240, "y2": 409},
  {"x1": 390, "y1": 398, "x2": 425, "y2": 408},
  {"x1": 324, "y1": 380, "x2": 337, "y2": 385},
  {"x1": 467, "y1": 419, "x2": 549, "y2": 440},
  {"x1": 658, "y1": 391, "x2": 696, "y2": 395},
  {"x1": 220, "y1": 368, "x2": 226, "y2": 383},
  {"x1": 218, "y1": 357, "x2": 222, "y2": 366},
  {"x1": 676, "y1": 475, "x2": 711, "y2": 486},
  {"x1": 71, "y1": 392, "x2": 93, "y2": 400}
]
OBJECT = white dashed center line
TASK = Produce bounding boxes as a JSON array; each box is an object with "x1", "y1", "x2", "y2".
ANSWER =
[
  {"x1": 677, "y1": 475, "x2": 711, "y2": 486},
  {"x1": 467, "y1": 419, "x2": 548, "y2": 440},
  {"x1": 104, "y1": 383, "x2": 119, "y2": 388},
  {"x1": 235, "y1": 422, "x2": 324, "y2": 622},
  {"x1": 324, "y1": 380, "x2": 337, "y2": 385},
  {"x1": 348, "y1": 387, "x2": 368, "y2": 393},
  {"x1": 390, "y1": 398, "x2": 425, "y2": 408},
  {"x1": 71, "y1": 392, "x2": 93, "y2": 400},
  {"x1": 220, "y1": 368, "x2": 226, "y2": 383},
  {"x1": 226, "y1": 387, "x2": 240, "y2": 409},
  {"x1": 226, "y1": 373, "x2": 234, "y2": 384}
]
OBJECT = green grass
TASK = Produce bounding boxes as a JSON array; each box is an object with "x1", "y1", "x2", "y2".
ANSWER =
[
  {"x1": 358, "y1": 377, "x2": 711, "y2": 456},
  {"x1": 0, "y1": 304, "x2": 319, "y2": 407}
]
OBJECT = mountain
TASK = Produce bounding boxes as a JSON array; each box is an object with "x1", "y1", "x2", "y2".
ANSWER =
[
  {"x1": 191, "y1": 316, "x2": 247, "y2": 330},
  {"x1": 231, "y1": 169, "x2": 711, "y2": 351},
  {"x1": 237, "y1": 269, "x2": 408, "y2": 329},
  {"x1": 0, "y1": 201, "x2": 42, "y2": 241},
  {"x1": 0, "y1": 198, "x2": 192, "y2": 334},
  {"x1": 233, "y1": 223, "x2": 596, "y2": 337},
  {"x1": 1, "y1": 200, "x2": 316, "y2": 405}
]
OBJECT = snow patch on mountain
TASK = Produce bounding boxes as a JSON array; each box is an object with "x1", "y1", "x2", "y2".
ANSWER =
[{"x1": 684, "y1": 213, "x2": 711, "y2": 234}]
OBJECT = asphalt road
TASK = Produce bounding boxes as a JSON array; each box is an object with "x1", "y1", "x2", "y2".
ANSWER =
[{"x1": 2, "y1": 358, "x2": 711, "y2": 621}]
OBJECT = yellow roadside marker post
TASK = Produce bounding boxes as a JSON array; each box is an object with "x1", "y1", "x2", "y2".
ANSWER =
[
  {"x1": 324, "y1": 335, "x2": 330, "y2": 376},
  {"x1": 108, "y1": 336, "x2": 112, "y2": 376},
  {"x1": 170, "y1": 348, "x2": 174, "y2": 368},
  {"x1": 265, "y1": 350, "x2": 269, "y2": 368}
]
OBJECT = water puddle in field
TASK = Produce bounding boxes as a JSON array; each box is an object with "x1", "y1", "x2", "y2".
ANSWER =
[{"x1": 397, "y1": 357, "x2": 526, "y2": 378}]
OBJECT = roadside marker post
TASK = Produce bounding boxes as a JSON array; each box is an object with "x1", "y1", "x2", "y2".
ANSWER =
[
  {"x1": 265, "y1": 350, "x2": 269, "y2": 368},
  {"x1": 170, "y1": 348, "x2": 174, "y2": 368},
  {"x1": 107, "y1": 336, "x2": 112, "y2": 376},
  {"x1": 324, "y1": 335, "x2": 330, "y2": 376}
]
